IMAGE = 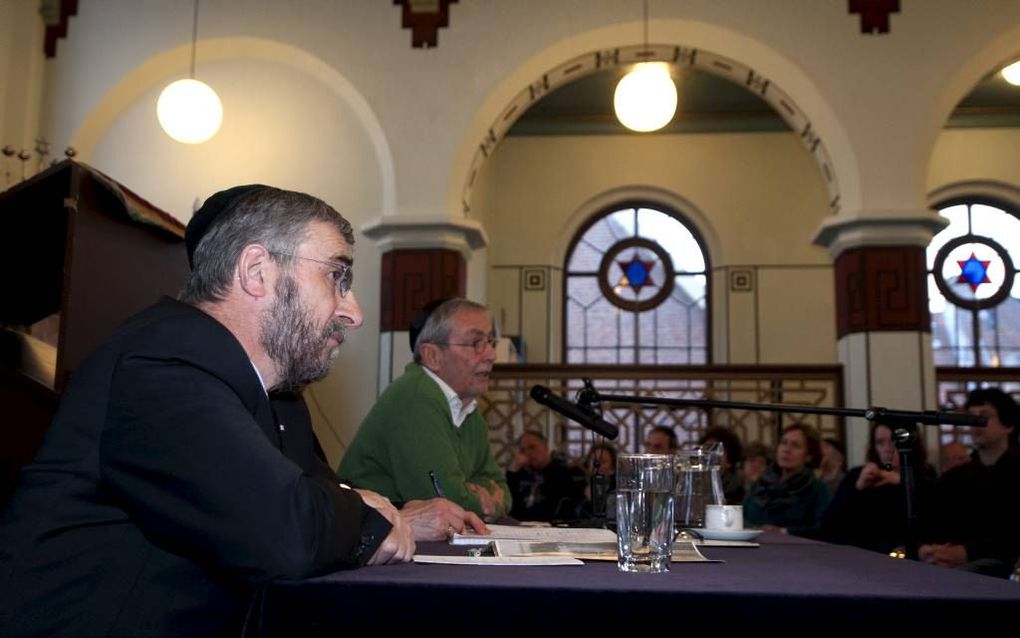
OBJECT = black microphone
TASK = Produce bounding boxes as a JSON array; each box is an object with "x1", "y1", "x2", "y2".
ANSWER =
[
  {"x1": 865, "y1": 407, "x2": 988, "y2": 427},
  {"x1": 529, "y1": 384, "x2": 619, "y2": 440}
]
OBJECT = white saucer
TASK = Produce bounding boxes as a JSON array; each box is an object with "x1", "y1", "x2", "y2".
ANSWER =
[{"x1": 690, "y1": 528, "x2": 763, "y2": 542}]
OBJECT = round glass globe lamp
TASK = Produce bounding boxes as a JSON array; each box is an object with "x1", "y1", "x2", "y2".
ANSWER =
[
  {"x1": 614, "y1": 62, "x2": 677, "y2": 132},
  {"x1": 157, "y1": 78, "x2": 223, "y2": 144},
  {"x1": 1002, "y1": 60, "x2": 1020, "y2": 86}
]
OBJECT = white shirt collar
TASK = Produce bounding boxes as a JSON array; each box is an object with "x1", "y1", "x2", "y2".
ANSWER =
[
  {"x1": 250, "y1": 360, "x2": 268, "y2": 396},
  {"x1": 422, "y1": 366, "x2": 477, "y2": 428}
]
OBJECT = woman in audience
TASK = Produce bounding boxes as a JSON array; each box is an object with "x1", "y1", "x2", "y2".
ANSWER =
[
  {"x1": 743, "y1": 424, "x2": 830, "y2": 537},
  {"x1": 821, "y1": 422, "x2": 935, "y2": 554},
  {"x1": 699, "y1": 426, "x2": 746, "y2": 504}
]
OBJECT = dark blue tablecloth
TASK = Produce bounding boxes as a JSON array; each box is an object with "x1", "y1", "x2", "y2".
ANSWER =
[{"x1": 248, "y1": 532, "x2": 1020, "y2": 633}]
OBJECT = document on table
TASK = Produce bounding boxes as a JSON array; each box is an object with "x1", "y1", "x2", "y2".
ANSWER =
[
  {"x1": 450, "y1": 524, "x2": 756, "y2": 548},
  {"x1": 413, "y1": 554, "x2": 583, "y2": 566},
  {"x1": 449, "y1": 524, "x2": 616, "y2": 546},
  {"x1": 493, "y1": 539, "x2": 723, "y2": 563}
]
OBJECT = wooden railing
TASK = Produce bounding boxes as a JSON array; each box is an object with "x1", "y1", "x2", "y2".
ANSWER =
[{"x1": 480, "y1": 364, "x2": 844, "y2": 466}]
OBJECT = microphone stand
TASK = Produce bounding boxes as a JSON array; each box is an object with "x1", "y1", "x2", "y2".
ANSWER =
[
  {"x1": 579, "y1": 379, "x2": 611, "y2": 528},
  {"x1": 586, "y1": 391, "x2": 985, "y2": 560}
]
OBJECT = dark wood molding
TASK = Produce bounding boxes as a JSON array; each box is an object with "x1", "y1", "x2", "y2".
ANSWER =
[
  {"x1": 379, "y1": 249, "x2": 465, "y2": 332},
  {"x1": 42, "y1": 0, "x2": 78, "y2": 58},
  {"x1": 393, "y1": 0, "x2": 457, "y2": 48},
  {"x1": 835, "y1": 245, "x2": 929, "y2": 338},
  {"x1": 848, "y1": 0, "x2": 899, "y2": 35}
]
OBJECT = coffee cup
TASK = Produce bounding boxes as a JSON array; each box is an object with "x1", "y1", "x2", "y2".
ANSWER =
[{"x1": 704, "y1": 504, "x2": 743, "y2": 530}]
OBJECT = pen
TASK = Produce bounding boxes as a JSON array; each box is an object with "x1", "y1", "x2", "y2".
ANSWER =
[{"x1": 429, "y1": 470, "x2": 446, "y2": 498}]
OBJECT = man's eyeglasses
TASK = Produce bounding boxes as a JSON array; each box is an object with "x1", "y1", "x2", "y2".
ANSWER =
[
  {"x1": 436, "y1": 336, "x2": 499, "y2": 354},
  {"x1": 272, "y1": 252, "x2": 353, "y2": 298}
]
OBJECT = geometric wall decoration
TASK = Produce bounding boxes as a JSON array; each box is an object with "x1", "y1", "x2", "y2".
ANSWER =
[
  {"x1": 834, "y1": 245, "x2": 929, "y2": 338},
  {"x1": 393, "y1": 0, "x2": 458, "y2": 48},
  {"x1": 379, "y1": 248, "x2": 465, "y2": 332},
  {"x1": 730, "y1": 268, "x2": 754, "y2": 293},
  {"x1": 522, "y1": 267, "x2": 547, "y2": 291},
  {"x1": 848, "y1": 0, "x2": 900, "y2": 35},
  {"x1": 462, "y1": 44, "x2": 842, "y2": 217}
]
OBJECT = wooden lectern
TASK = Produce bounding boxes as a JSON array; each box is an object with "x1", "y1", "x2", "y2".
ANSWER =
[{"x1": 0, "y1": 160, "x2": 189, "y2": 508}]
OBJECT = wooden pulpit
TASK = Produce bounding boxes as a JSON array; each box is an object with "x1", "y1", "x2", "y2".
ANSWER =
[{"x1": 0, "y1": 160, "x2": 189, "y2": 508}]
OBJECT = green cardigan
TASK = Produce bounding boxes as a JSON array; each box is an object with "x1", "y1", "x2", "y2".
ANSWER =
[{"x1": 337, "y1": 363, "x2": 510, "y2": 517}]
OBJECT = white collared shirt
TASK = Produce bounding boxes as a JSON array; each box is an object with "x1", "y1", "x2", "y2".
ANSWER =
[
  {"x1": 250, "y1": 360, "x2": 268, "y2": 396},
  {"x1": 422, "y1": 366, "x2": 477, "y2": 428}
]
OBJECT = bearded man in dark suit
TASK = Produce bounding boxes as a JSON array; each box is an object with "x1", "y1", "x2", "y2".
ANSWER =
[{"x1": 0, "y1": 185, "x2": 417, "y2": 636}]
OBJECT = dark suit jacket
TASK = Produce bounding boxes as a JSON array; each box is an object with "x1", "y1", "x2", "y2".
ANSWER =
[{"x1": 0, "y1": 298, "x2": 389, "y2": 637}]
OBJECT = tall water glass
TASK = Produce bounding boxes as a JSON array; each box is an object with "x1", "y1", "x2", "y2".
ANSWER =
[{"x1": 615, "y1": 454, "x2": 676, "y2": 573}]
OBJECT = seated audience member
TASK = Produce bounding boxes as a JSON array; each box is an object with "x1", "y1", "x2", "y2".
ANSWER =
[
  {"x1": 699, "y1": 426, "x2": 746, "y2": 504},
  {"x1": 0, "y1": 185, "x2": 418, "y2": 636},
  {"x1": 743, "y1": 424, "x2": 830, "y2": 537},
  {"x1": 742, "y1": 441, "x2": 772, "y2": 491},
  {"x1": 821, "y1": 422, "x2": 935, "y2": 554},
  {"x1": 919, "y1": 388, "x2": 1020, "y2": 578},
  {"x1": 645, "y1": 426, "x2": 679, "y2": 454},
  {"x1": 338, "y1": 298, "x2": 510, "y2": 520},
  {"x1": 940, "y1": 441, "x2": 971, "y2": 474},
  {"x1": 817, "y1": 437, "x2": 847, "y2": 497},
  {"x1": 506, "y1": 431, "x2": 583, "y2": 521}
]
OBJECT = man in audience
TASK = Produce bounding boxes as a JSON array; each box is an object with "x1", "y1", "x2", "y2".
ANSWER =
[
  {"x1": 919, "y1": 388, "x2": 1020, "y2": 577},
  {"x1": 506, "y1": 431, "x2": 583, "y2": 521},
  {"x1": 0, "y1": 185, "x2": 419, "y2": 636},
  {"x1": 645, "y1": 425, "x2": 679, "y2": 454},
  {"x1": 339, "y1": 298, "x2": 510, "y2": 520}
]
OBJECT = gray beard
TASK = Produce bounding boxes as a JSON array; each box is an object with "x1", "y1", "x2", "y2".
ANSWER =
[{"x1": 260, "y1": 274, "x2": 346, "y2": 392}]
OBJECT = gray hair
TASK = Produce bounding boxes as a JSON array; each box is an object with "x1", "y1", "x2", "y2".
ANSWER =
[
  {"x1": 180, "y1": 187, "x2": 354, "y2": 304},
  {"x1": 412, "y1": 298, "x2": 490, "y2": 363}
]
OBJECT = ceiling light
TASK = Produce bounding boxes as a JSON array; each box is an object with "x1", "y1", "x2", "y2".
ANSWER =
[
  {"x1": 613, "y1": 0, "x2": 677, "y2": 133},
  {"x1": 1001, "y1": 60, "x2": 1020, "y2": 86},
  {"x1": 157, "y1": 0, "x2": 222, "y2": 144},
  {"x1": 614, "y1": 62, "x2": 677, "y2": 132}
]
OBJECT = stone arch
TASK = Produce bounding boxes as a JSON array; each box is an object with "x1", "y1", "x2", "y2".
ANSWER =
[
  {"x1": 70, "y1": 36, "x2": 396, "y2": 215},
  {"x1": 922, "y1": 23, "x2": 1020, "y2": 185},
  {"x1": 451, "y1": 20, "x2": 857, "y2": 220},
  {"x1": 554, "y1": 184, "x2": 721, "y2": 269}
]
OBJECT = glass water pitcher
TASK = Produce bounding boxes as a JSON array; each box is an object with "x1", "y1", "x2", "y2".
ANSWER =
[{"x1": 674, "y1": 442, "x2": 726, "y2": 532}]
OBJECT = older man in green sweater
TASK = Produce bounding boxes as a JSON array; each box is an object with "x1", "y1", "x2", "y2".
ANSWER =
[{"x1": 339, "y1": 299, "x2": 510, "y2": 520}]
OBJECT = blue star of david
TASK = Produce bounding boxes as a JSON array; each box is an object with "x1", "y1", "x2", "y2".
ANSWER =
[
  {"x1": 617, "y1": 256, "x2": 655, "y2": 293},
  {"x1": 956, "y1": 253, "x2": 991, "y2": 292}
]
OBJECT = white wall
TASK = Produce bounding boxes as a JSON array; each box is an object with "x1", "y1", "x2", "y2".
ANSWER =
[
  {"x1": 481, "y1": 132, "x2": 835, "y2": 364},
  {"x1": 0, "y1": 3, "x2": 45, "y2": 154},
  {"x1": 928, "y1": 129, "x2": 1020, "y2": 192}
]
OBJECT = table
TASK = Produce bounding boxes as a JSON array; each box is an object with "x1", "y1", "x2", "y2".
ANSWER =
[{"x1": 248, "y1": 533, "x2": 1020, "y2": 633}]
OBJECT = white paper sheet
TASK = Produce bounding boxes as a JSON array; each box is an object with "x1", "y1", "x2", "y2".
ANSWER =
[{"x1": 413, "y1": 554, "x2": 584, "y2": 566}]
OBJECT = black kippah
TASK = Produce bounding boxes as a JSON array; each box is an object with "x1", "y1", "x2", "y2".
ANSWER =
[
  {"x1": 185, "y1": 184, "x2": 271, "y2": 268},
  {"x1": 408, "y1": 297, "x2": 451, "y2": 354}
]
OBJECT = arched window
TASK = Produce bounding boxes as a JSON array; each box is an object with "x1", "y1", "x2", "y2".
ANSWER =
[
  {"x1": 927, "y1": 199, "x2": 1020, "y2": 367},
  {"x1": 564, "y1": 204, "x2": 710, "y2": 364}
]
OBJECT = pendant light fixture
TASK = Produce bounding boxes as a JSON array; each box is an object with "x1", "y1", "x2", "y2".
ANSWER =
[
  {"x1": 1001, "y1": 60, "x2": 1020, "y2": 86},
  {"x1": 157, "y1": 0, "x2": 223, "y2": 144},
  {"x1": 614, "y1": 0, "x2": 677, "y2": 133}
]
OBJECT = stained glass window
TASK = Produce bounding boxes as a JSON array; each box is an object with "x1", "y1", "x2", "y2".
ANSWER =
[
  {"x1": 927, "y1": 201, "x2": 1020, "y2": 367},
  {"x1": 564, "y1": 205, "x2": 709, "y2": 364}
]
